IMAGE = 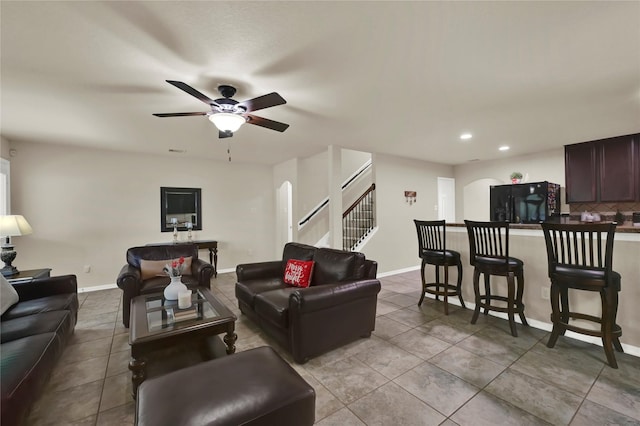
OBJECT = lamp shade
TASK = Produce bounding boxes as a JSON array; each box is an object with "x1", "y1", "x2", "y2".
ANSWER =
[
  {"x1": 0, "y1": 215, "x2": 33, "y2": 237},
  {"x1": 208, "y1": 113, "x2": 246, "y2": 132}
]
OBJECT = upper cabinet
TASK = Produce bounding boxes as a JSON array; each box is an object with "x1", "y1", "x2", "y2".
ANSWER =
[{"x1": 565, "y1": 133, "x2": 639, "y2": 203}]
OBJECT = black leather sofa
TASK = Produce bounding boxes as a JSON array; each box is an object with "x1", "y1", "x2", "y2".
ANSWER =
[
  {"x1": 116, "y1": 244, "x2": 215, "y2": 327},
  {"x1": 236, "y1": 243, "x2": 380, "y2": 363},
  {"x1": 1, "y1": 275, "x2": 79, "y2": 426}
]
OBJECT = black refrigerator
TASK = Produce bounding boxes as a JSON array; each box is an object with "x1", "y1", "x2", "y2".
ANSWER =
[{"x1": 490, "y1": 181, "x2": 561, "y2": 223}]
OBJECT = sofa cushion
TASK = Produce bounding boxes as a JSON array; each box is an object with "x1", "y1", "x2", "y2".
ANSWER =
[
  {"x1": 140, "y1": 257, "x2": 193, "y2": 280},
  {"x1": 1, "y1": 310, "x2": 72, "y2": 344},
  {"x1": 1, "y1": 333, "x2": 64, "y2": 426},
  {"x1": 312, "y1": 248, "x2": 366, "y2": 285},
  {"x1": 284, "y1": 259, "x2": 314, "y2": 288},
  {"x1": 236, "y1": 278, "x2": 288, "y2": 309},
  {"x1": 282, "y1": 243, "x2": 317, "y2": 263},
  {"x1": 254, "y1": 288, "x2": 298, "y2": 329},
  {"x1": 1, "y1": 293, "x2": 78, "y2": 321},
  {"x1": 1, "y1": 275, "x2": 19, "y2": 315}
]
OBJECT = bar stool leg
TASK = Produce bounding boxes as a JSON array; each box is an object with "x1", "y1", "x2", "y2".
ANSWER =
[
  {"x1": 601, "y1": 287, "x2": 618, "y2": 368},
  {"x1": 456, "y1": 260, "x2": 465, "y2": 308},
  {"x1": 547, "y1": 281, "x2": 563, "y2": 348},
  {"x1": 471, "y1": 268, "x2": 482, "y2": 324},
  {"x1": 434, "y1": 266, "x2": 441, "y2": 301},
  {"x1": 418, "y1": 259, "x2": 427, "y2": 307},
  {"x1": 443, "y1": 265, "x2": 449, "y2": 316},
  {"x1": 507, "y1": 271, "x2": 518, "y2": 337},
  {"x1": 483, "y1": 273, "x2": 491, "y2": 316},
  {"x1": 516, "y1": 271, "x2": 528, "y2": 327}
]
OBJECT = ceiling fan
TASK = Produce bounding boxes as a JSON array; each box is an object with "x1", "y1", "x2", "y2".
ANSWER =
[{"x1": 153, "y1": 80, "x2": 289, "y2": 138}]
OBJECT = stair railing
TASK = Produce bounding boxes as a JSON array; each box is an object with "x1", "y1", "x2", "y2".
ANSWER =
[
  {"x1": 298, "y1": 159, "x2": 372, "y2": 229},
  {"x1": 342, "y1": 183, "x2": 376, "y2": 251}
]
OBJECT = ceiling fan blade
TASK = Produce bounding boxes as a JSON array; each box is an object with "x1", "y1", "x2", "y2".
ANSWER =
[
  {"x1": 166, "y1": 80, "x2": 219, "y2": 106},
  {"x1": 219, "y1": 130, "x2": 233, "y2": 139},
  {"x1": 245, "y1": 114, "x2": 290, "y2": 132},
  {"x1": 237, "y1": 92, "x2": 286, "y2": 113},
  {"x1": 153, "y1": 112, "x2": 208, "y2": 117}
]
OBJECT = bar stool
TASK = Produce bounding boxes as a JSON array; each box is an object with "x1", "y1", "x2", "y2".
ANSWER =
[
  {"x1": 541, "y1": 222, "x2": 623, "y2": 368},
  {"x1": 464, "y1": 220, "x2": 528, "y2": 337},
  {"x1": 414, "y1": 220, "x2": 464, "y2": 315}
]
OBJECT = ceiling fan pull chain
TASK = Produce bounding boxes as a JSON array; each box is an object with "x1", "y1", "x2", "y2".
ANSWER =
[{"x1": 227, "y1": 141, "x2": 232, "y2": 162}]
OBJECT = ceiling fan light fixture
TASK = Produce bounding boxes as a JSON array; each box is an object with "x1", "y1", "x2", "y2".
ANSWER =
[{"x1": 209, "y1": 113, "x2": 246, "y2": 132}]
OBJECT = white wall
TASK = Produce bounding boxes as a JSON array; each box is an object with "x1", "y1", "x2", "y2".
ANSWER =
[
  {"x1": 7, "y1": 140, "x2": 275, "y2": 289},
  {"x1": 360, "y1": 153, "x2": 453, "y2": 273}
]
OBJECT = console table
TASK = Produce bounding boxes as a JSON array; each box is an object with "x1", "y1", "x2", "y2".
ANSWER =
[
  {"x1": 147, "y1": 240, "x2": 218, "y2": 277},
  {"x1": 7, "y1": 268, "x2": 52, "y2": 284}
]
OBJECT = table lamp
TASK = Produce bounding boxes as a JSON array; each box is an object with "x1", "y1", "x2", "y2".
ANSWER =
[{"x1": 0, "y1": 215, "x2": 33, "y2": 277}]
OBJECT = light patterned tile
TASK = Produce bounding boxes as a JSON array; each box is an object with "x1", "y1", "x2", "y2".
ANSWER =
[
  {"x1": 389, "y1": 328, "x2": 451, "y2": 360},
  {"x1": 451, "y1": 391, "x2": 551, "y2": 426},
  {"x1": 485, "y1": 368, "x2": 583, "y2": 425},
  {"x1": 429, "y1": 345, "x2": 506, "y2": 388},
  {"x1": 348, "y1": 381, "x2": 445, "y2": 426},
  {"x1": 394, "y1": 362, "x2": 479, "y2": 416}
]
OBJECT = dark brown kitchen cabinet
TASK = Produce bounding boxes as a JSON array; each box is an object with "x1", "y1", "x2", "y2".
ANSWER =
[
  {"x1": 565, "y1": 142, "x2": 597, "y2": 203},
  {"x1": 565, "y1": 133, "x2": 639, "y2": 203}
]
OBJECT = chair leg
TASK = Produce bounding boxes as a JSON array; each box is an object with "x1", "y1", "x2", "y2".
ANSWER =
[
  {"x1": 456, "y1": 260, "x2": 465, "y2": 308},
  {"x1": 547, "y1": 282, "x2": 563, "y2": 348},
  {"x1": 506, "y1": 271, "x2": 518, "y2": 337},
  {"x1": 483, "y1": 273, "x2": 491, "y2": 316},
  {"x1": 434, "y1": 265, "x2": 441, "y2": 301},
  {"x1": 471, "y1": 268, "x2": 482, "y2": 325},
  {"x1": 516, "y1": 271, "x2": 528, "y2": 327},
  {"x1": 443, "y1": 265, "x2": 449, "y2": 315},
  {"x1": 601, "y1": 287, "x2": 618, "y2": 368},
  {"x1": 418, "y1": 259, "x2": 427, "y2": 306}
]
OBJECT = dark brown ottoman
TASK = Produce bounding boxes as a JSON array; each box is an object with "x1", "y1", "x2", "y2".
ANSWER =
[{"x1": 135, "y1": 346, "x2": 315, "y2": 426}]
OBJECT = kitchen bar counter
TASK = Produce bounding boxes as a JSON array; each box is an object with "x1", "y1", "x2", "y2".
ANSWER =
[
  {"x1": 438, "y1": 222, "x2": 639, "y2": 354},
  {"x1": 447, "y1": 221, "x2": 640, "y2": 233}
]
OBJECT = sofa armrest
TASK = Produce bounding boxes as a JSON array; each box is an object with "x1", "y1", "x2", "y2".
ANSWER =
[
  {"x1": 191, "y1": 258, "x2": 214, "y2": 288},
  {"x1": 116, "y1": 264, "x2": 141, "y2": 292},
  {"x1": 290, "y1": 279, "x2": 381, "y2": 314},
  {"x1": 12, "y1": 274, "x2": 78, "y2": 301},
  {"x1": 236, "y1": 261, "x2": 283, "y2": 281}
]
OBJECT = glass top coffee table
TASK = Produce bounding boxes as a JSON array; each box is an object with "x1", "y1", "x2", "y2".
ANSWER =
[{"x1": 128, "y1": 287, "x2": 237, "y2": 398}]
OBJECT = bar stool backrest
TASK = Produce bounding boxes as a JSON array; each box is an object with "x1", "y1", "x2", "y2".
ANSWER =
[
  {"x1": 541, "y1": 222, "x2": 616, "y2": 278},
  {"x1": 464, "y1": 220, "x2": 510, "y2": 266},
  {"x1": 414, "y1": 220, "x2": 446, "y2": 258}
]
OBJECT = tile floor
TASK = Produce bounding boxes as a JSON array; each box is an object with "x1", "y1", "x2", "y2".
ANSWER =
[{"x1": 25, "y1": 271, "x2": 640, "y2": 425}]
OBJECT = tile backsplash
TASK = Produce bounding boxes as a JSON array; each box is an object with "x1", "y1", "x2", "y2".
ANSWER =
[{"x1": 569, "y1": 202, "x2": 640, "y2": 224}]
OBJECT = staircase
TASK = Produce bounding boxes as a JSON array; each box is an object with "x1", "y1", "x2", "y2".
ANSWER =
[{"x1": 343, "y1": 184, "x2": 376, "y2": 251}]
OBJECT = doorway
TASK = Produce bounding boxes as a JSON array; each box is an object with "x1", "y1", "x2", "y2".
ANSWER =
[{"x1": 437, "y1": 177, "x2": 455, "y2": 222}]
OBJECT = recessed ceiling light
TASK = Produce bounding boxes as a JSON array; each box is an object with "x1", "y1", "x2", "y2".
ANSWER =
[
  {"x1": 460, "y1": 133, "x2": 473, "y2": 140},
  {"x1": 499, "y1": 146, "x2": 510, "y2": 151}
]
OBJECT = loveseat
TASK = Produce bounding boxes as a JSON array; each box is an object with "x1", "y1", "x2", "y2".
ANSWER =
[
  {"x1": 116, "y1": 243, "x2": 215, "y2": 327},
  {"x1": 1, "y1": 274, "x2": 79, "y2": 426},
  {"x1": 236, "y1": 243, "x2": 380, "y2": 363}
]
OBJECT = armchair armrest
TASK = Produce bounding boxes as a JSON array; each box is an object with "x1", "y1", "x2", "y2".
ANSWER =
[
  {"x1": 236, "y1": 261, "x2": 283, "y2": 281},
  {"x1": 12, "y1": 274, "x2": 78, "y2": 301},
  {"x1": 116, "y1": 264, "x2": 141, "y2": 292},
  {"x1": 290, "y1": 279, "x2": 381, "y2": 314},
  {"x1": 191, "y1": 258, "x2": 214, "y2": 288}
]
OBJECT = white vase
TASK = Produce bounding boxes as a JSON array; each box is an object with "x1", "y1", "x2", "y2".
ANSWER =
[{"x1": 164, "y1": 276, "x2": 188, "y2": 300}]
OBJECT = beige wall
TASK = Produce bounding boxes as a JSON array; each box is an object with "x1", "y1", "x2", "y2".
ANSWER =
[
  {"x1": 360, "y1": 153, "x2": 453, "y2": 273},
  {"x1": 8, "y1": 140, "x2": 275, "y2": 289},
  {"x1": 453, "y1": 148, "x2": 566, "y2": 222}
]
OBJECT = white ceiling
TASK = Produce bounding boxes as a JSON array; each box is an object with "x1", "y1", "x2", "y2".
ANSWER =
[{"x1": 2, "y1": 1, "x2": 639, "y2": 165}]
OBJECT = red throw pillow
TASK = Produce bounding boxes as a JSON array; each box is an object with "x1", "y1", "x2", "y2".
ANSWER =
[{"x1": 283, "y1": 259, "x2": 315, "y2": 288}]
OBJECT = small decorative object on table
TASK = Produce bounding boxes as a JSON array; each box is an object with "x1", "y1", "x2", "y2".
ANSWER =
[
  {"x1": 510, "y1": 172, "x2": 523, "y2": 184},
  {"x1": 171, "y1": 218, "x2": 178, "y2": 243},
  {"x1": 614, "y1": 211, "x2": 625, "y2": 225},
  {"x1": 163, "y1": 257, "x2": 188, "y2": 300},
  {"x1": 186, "y1": 221, "x2": 193, "y2": 242}
]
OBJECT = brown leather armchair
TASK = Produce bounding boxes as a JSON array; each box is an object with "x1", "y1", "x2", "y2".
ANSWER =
[{"x1": 116, "y1": 244, "x2": 215, "y2": 327}]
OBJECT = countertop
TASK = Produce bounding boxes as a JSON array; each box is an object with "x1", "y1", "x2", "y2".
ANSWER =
[{"x1": 447, "y1": 221, "x2": 640, "y2": 233}]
